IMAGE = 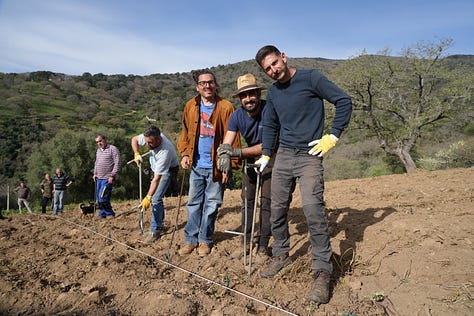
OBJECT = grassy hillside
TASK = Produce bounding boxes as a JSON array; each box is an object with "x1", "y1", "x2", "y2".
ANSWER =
[{"x1": 0, "y1": 55, "x2": 473, "y2": 207}]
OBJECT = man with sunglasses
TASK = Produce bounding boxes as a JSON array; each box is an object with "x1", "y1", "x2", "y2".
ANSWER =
[{"x1": 177, "y1": 69, "x2": 240, "y2": 257}]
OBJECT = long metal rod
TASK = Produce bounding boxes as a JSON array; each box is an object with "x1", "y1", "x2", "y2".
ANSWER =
[
  {"x1": 126, "y1": 151, "x2": 151, "y2": 233},
  {"x1": 243, "y1": 159, "x2": 248, "y2": 266},
  {"x1": 246, "y1": 163, "x2": 261, "y2": 275},
  {"x1": 126, "y1": 151, "x2": 151, "y2": 165},
  {"x1": 166, "y1": 168, "x2": 186, "y2": 261},
  {"x1": 138, "y1": 162, "x2": 144, "y2": 234}
]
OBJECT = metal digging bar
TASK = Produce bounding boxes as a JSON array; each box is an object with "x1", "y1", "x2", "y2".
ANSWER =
[
  {"x1": 223, "y1": 159, "x2": 249, "y2": 266},
  {"x1": 94, "y1": 178, "x2": 97, "y2": 215},
  {"x1": 166, "y1": 168, "x2": 186, "y2": 262},
  {"x1": 126, "y1": 151, "x2": 151, "y2": 234},
  {"x1": 246, "y1": 163, "x2": 261, "y2": 275},
  {"x1": 138, "y1": 162, "x2": 144, "y2": 233}
]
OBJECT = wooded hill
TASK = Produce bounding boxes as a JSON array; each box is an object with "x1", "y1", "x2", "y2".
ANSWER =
[{"x1": 0, "y1": 53, "x2": 473, "y2": 209}]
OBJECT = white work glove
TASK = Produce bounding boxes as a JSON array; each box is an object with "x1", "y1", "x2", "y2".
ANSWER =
[
  {"x1": 308, "y1": 134, "x2": 338, "y2": 157},
  {"x1": 254, "y1": 155, "x2": 270, "y2": 173}
]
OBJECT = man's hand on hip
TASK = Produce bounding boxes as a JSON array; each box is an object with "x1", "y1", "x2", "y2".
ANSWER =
[{"x1": 308, "y1": 134, "x2": 338, "y2": 157}]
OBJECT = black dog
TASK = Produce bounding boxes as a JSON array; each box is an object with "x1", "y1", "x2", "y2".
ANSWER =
[{"x1": 80, "y1": 202, "x2": 95, "y2": 218}]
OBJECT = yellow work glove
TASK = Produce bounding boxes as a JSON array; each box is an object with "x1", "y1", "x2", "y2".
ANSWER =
[
  {"x1": 134, "y1": 152, "x2": 143, "y2": 165},
  {"x1": 255, "y1": 155, "x2": 270, "y2": 173},
  {"x1": 308, "y1": 134, "x2": 338, "y2": 157},
  {"x1": 141, "y1": 195, "x2": 152, "y2": 210}
]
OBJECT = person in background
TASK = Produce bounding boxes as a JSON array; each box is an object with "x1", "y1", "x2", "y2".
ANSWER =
[
  {"x1": 40, "y1": 173, "x2": 54, "y2": 214},
  {"x1": 52, "y1": 168, "x2": 74, "y2": 215},
  {"x1": 254, "y1": 45, "x2": 352, "y2": 304},
  {"x1": 13, "y1": 180, "x2": 33, "y2": 214},
  {"x1": 93, "y1": 133, "x2": 121, "y2": 219},
  {"x1": 177, "y1": 69, "x2": 240, "y2": 257},
  {"x1": 132, "y1": 125, "x2": 179, "y2": 243},
  {"x1": 217, "y1": 73, "x2": 272, "y2": 263}
]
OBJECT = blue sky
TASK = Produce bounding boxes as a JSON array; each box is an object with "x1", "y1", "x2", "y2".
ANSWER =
[{"x1": 0, "y1": 0, "x2": 472, "y2": 75}]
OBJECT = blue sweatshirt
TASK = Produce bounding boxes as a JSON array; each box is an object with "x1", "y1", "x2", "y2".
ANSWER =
[{"x1": 262, "y1": 69, "x2": 352, "y2": 156}]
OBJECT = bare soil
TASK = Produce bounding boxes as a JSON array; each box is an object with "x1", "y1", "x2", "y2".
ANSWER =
[{"x1": 1, "y1": 168, "x2": 473, "y2": 316}]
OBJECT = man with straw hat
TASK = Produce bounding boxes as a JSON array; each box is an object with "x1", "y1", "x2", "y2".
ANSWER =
[{"x1": 217, "y1": 73, "x2": 273, "y2": 263}]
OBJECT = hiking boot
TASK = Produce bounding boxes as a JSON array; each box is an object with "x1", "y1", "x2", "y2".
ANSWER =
[
  {"x1": 197, "y1": 242, "x2": 211, "y2": 256},
  {"x1": 178, "y1": 243, "x2": 196, "y2": 255},
  {"x1": 260, "y1": 254, "x2": 292, "y2": 278},
  {"x1": 308, "y1": 269, "x2": 331, "y2": 304},
  {"x1": 254, "y1": 247, "x2": 271, "y2": 265},
  {"x1": 143, "y1": 231, "x2": 160, "y2": 244}
]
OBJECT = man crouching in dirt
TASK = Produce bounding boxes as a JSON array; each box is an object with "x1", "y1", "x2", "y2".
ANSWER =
[{"x1": 131, "y1": 125, "x2": 179, "y2": 244}]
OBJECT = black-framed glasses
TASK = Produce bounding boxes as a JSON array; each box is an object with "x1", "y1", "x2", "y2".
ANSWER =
[{"x1": 197, "y1": 80, "x2": 216, "y2": 87}]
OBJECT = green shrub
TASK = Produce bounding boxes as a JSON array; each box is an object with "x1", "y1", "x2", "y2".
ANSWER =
[{"x1": 418, "y1": 139, "x2": 474, "y2": 170}]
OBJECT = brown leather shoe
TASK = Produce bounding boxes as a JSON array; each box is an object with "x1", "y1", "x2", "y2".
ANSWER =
[
  {"x1": 178, "y1": 243, "x2": 196, "y2": 255},
  {"x1": 308, "y1": 269, "x2": 331, "y2": 304},
  {"x1": 197, "y1": 242, "x2": 211, "y2": 256}
]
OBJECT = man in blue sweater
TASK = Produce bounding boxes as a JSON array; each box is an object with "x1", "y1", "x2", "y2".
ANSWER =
[{"x1": 254, "y1": 45, "x2": 352, "y2": 304}]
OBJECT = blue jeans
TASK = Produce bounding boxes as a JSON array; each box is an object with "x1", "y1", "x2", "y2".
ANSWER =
[
  {"x1": 271, "y1": 147, "x2": 333, "y2": 273},
  {"x1": 150, "y1": 172, "x2": 171, "y2": 233},
  {"x1": 184, "y1": 166, "x2": 224, "y2": 245},
  {"x1": 96, "y1": 179, "x2": 115, "y2": 218},
  {"x1": 53, "y1": 190, "x2": 65, "y2": 214}
]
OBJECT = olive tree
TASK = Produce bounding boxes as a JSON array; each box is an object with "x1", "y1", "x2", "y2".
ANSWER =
[{"x1": 335, "y1": 38, "x2": 472, "y2": 173}]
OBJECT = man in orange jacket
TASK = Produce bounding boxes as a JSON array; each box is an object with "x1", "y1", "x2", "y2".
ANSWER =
[{"x1": 177, "y1": 69, "x2": 240, "y2": 257}]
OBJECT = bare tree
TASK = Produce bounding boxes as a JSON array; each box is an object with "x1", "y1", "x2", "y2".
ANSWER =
[{"x1": 336, "y1": 38, "x2": 472, "y2": 173}]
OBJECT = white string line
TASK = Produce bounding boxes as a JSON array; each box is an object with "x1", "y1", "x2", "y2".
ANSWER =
[{"x1": 57, "y1": 216, "x2": 299, "y2": 316}]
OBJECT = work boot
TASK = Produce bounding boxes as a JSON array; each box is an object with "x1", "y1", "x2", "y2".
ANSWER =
[
  {"x1": 308, "y1": 269, "x2": 331, "y2": 304},
  {"x1": 254, "y1": 246, "x2": 271, "y2": 265},
  {"x1": 197, "y1": 242, "x2": 211, "y2": 256},
  {"x1": 143, "y1": 231, "x2": 160, "y2": 244},
  {"x1": 178, "y1": 243, "x2": 196, "y2": 255},
  {"x1": 260, "y1": 254, "x2": 292, "y2": 278}
]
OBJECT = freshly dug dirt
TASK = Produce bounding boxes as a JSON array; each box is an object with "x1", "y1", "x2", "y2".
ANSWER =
[{"x1": 1, "y1": 168, "x2": 473, "y2": 315}]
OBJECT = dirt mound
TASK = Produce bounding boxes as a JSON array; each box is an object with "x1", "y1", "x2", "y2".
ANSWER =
[{"x1": 1, "y1": 168, "x2": 473, "y2": 315}]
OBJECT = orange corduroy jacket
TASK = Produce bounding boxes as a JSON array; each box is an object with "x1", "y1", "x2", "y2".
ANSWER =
[{"x1": 177, "y1": 94, "x2": 241, "y2": 183}]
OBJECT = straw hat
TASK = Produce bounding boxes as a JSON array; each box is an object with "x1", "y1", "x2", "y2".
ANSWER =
[{"x1": 231, "y1": 73, "x2": 266, "y2": 98}]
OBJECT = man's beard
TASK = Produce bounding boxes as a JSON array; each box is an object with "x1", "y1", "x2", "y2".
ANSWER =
[{"x1": 242, "y1": 101, "x2": 258, "y2": 113}]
